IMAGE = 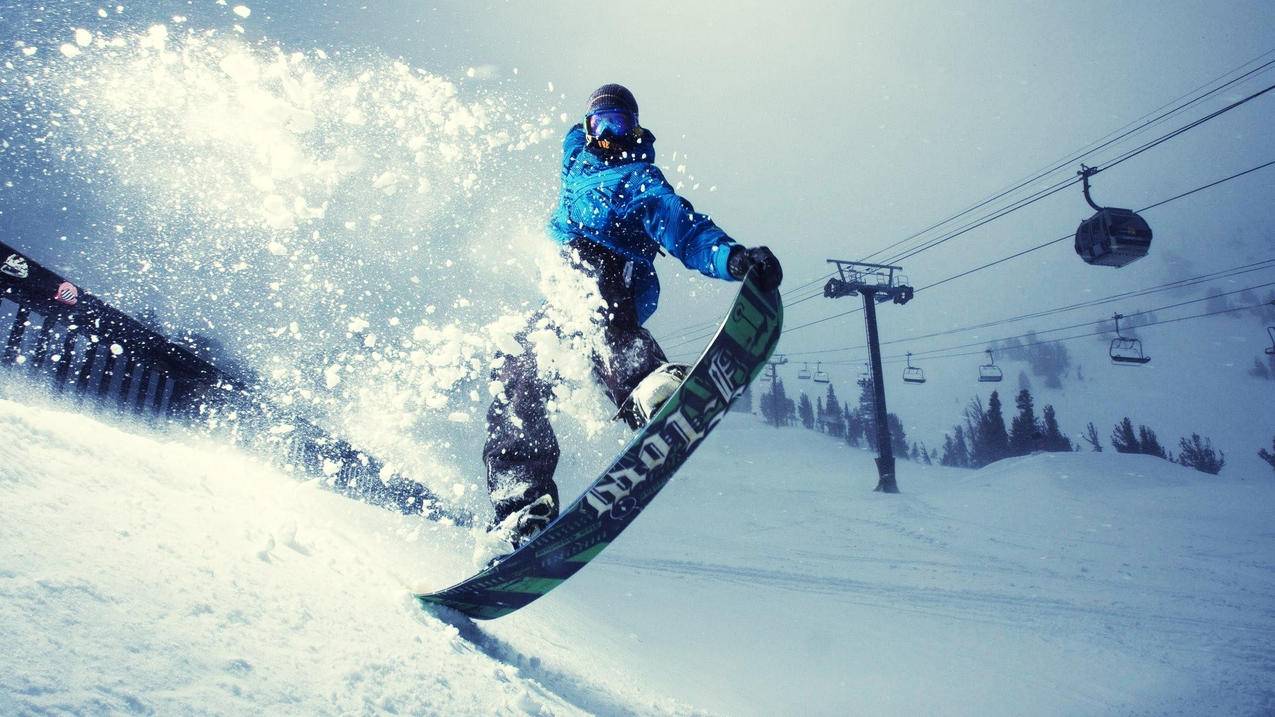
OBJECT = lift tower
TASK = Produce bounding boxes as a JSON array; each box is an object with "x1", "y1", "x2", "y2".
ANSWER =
[
  {"x1": 762, "y1": 353, "x2": 789, "y2": 383},
  {"x1": 823, "y1": 260, "x2": 914, "y2": 493}
]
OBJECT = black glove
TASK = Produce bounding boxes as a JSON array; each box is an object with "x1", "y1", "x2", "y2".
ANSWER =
[{"x1": 727, "y1": 245, "x2": 783, "y2": 291}]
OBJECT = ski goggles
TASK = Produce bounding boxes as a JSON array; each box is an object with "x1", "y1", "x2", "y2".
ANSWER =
[{"x1": 586, "y1": 109, "x2": 638, "y2": 139}]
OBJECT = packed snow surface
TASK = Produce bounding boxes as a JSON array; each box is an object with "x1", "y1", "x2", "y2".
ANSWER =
[{"x1": 2, "y1": 396, "x2": 1274, "y2": 715}]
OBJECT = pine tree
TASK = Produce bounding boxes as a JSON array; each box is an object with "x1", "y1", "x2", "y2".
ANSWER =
[
  {"x1": 1259, "y1": 436, "x2": 1275, "y2": 473},
  {"x1": 1137, "y1": 425, "x2": 1168, "y2": 459},
  {"x1": 919, "y1": 441, "x2": 933, "y2": 465},
  {"x1": 823, "y1": 384, "x2": 844, "y2": 437},
  {"x1": 942, "y1": 425, "x2": 972, "y2": 468},
  {"x1": 761, "y1": 378, "x2": 791, "y2": 427},
  {"x1": 954, "y1": 425, "x2": 971, "y2": 467},
  {"x1": 1176, "y1": 433, "x2": 1225, "y2": 474},
  {"x1": 857, "y1": 375, "x2": 875, "y2": 416},
  {"x1": 910, "y1": 442, "x2": 920, "y2": 461},
  {"x1": 1040, "y1": 405, "x2": 1070, "y2": 452},
  {"x1": 969, "y1": 391, "x2": 1010, "y2": 467},
  {"x1": 798, "y1": 393, "x2": 815, "y2": 430},
  {"x1": 1111, "y1": 417, "x2": 1140, "y2": 453},
  {"x1": 987, "y1": 391, "x2": 1011, "y2": 462},
  {"x1": 1008, "y1": 388, "x2": 1040, "y2": 456},
  {"x1": 846, "y1": 406, "x2": 864, "y2": 447},
  {"x1": 1082, "y1": 422, "x2": 1103, "y2": 452},
  {"x1": 888, "y1": 413, "x2": 908, "y2": 457},
  {"x1": 962, "y1": 396, "x2": 985, "y2": 464},
  {"x1": 815, "y1": 397, "x2": 825, "y2": 433}
]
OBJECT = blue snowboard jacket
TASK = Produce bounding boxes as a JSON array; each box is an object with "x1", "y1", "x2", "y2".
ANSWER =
[{"x1": 547, "y1": 124, "x2": 739, "y2": 325}]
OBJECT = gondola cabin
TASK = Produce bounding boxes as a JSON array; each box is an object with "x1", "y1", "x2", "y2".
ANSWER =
[
  {"x1": 1074, "y1": 165, "x2": 1152, "y2": 268},
  {"x1": 1075, "y1": 207, "x2": 1153, "y2": 268}
]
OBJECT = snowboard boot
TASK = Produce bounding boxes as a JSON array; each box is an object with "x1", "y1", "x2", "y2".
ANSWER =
[
  {"x1": 617, "y1": 363, "x2": 688, "y2": 429},
  {"x1": 499, "y1": 492, "x2": 558, "y2": 548},
  {"x1": 475, "y1": 492, "x2": 559, "y2": 569}
]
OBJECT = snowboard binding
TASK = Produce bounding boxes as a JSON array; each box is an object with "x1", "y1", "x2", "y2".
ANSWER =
[{"x1": 613, "y1": 363, "x2": 689, "y2": 429}]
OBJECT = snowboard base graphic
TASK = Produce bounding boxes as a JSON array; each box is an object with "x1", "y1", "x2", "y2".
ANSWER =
[{"x1": 416, "y1": 273, "x2": 782, "y2": 619}]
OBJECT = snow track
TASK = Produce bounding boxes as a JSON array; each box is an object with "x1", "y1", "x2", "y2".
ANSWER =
[{"x1": 2, "y1": 397, "x2": 1274, "y2": 715}]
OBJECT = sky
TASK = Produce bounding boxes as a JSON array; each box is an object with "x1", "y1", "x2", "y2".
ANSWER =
[
  {"x1": 5, "y1": 1, "x2": 1273, "y2": 332},
  {"x1": 1, "y1": 0, "x2": 1273, "y2": 476}
]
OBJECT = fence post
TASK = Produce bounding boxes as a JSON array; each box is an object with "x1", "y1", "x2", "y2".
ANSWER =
[
  {"x1": 150, "y1": 373, "x2": 169, "y2": 417},
  {"x1": 132, "y1": 364, "x2": 153, "y2": 415},
  {"x1": 28, "y1": 317, "x2": 56, "y2": 378},
  {"x1": 75, "y1": 341, "x2": 100, "y2": 398},
  {"x1": 53, "y1": 327, "x2": 77, "y2": 391},
  {"x1": 117, "y1": 355, "x2": 138, "y2": 411},
  {"x1": 97, "y1": 350, "x2": 122, "y2": 401},
  {"x1": 4, "y1": 305, "x2": 29, "y2": 365}
]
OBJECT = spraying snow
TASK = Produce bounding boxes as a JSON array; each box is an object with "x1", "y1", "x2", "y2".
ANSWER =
[{"x1": 2, "y1": 19, "x2": 631, "y2": 512}]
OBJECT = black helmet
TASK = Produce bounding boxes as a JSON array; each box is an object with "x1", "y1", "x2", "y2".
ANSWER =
[
  {"x1": 584, "y1": 84, "x2": 641, "y2": 145},
  {"x1": 586, "y1": 83, "x2": 638, "y2": 118}
]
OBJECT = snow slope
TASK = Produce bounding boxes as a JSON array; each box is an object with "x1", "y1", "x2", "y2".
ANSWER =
[{"x1": 2, "y1": 395, "x2": 1274, "y2": 716}]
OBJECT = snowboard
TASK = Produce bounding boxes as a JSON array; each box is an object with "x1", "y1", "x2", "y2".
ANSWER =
[{"x1": 415, "y1": 272, "x2": 782, "y2": 620}]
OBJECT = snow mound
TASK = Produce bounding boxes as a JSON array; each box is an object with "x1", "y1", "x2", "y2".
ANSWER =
[
  {"x1": 2, "y1": 397, "x2": 1274, "y2": 715},
  {"x1": 0, "y1": 399, "x2": 613, "y2": 716}
]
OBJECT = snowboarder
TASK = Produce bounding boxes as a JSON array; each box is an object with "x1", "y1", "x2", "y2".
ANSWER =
[{"x1": 483, "y1": 84, "x2": 782, "y2": 547}]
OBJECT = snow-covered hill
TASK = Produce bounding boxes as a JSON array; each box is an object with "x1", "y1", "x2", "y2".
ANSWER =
[
  {"x1": 3, "y1": 394, "x2": 1273, "y2": 716},
  {"x1": 764, "y1": 295, "x2": 1275, "y2": 479}
]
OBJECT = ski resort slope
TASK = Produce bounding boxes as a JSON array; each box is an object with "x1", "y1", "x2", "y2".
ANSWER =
[{"x1": 2, "y1": 396, "x2": 1274, "y2": 716}]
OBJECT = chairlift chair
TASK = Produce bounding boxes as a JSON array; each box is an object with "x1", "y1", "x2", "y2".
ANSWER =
[
  {"x1": 1074, "y1": 166, "x2": 1153, "y2": 268},
  {"x1": 1109, "y1": 312, "x2": 1151, "y2": 365},
  {"x1": 978, "y1": 349, "x2": 1003, "y2": 382},
  {"x1": 813, "y1": 362, "x2": 830, "y2": 383},
  {"x1": 902, "y1": 352, "x2": 926, "y2": 384},
  {"x1": 798, "y1": 362, "x2": 812, "y2": 380}
]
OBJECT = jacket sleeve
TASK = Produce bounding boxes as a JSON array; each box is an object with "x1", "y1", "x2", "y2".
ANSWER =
[{"x1": 625, "y1": 165, "x2": 739, "y2": 281}]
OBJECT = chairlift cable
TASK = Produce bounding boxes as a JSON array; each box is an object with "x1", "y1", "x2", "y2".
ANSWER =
[
  {"x1": 910, "y1": 157, "x2": 1275, "y2": 295},
  {"x1": 858, "y1": 52, "x2": 1275, "y2": 265},
  {"x1": 662, "y1": 58, "x2": 1275, "y2": 345},
  {"x1": 668, "y1": 85, "x2": 1275, "y2": 357},
  {"x1": 660, "y1": 270, "x2": 836, "y2": 345},
  {"x1": 880, "y1": 81, "x2": 1275, "y2": 269},
  {"x1": 780, "y1": 258, "x2": 1275, "y2": 358},
  {"x1": 817, "y1": 281, "x2": 1275, "y2": 366},
  {"x1": 864, "y1": 300, "x2": 1274, "y2": 367},
  {"x1": 881, "y1": 177, "x2": 1079, "y2": 266}
]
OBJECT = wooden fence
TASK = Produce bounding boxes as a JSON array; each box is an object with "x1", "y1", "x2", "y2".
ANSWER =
[{"x1": 1, "y1": 241, "x2": 464, "y2": 524}]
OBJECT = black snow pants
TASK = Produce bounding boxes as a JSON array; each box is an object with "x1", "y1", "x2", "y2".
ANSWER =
[{"x1": 482, "y1": 238, "x2": 667, "y2": 526}]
